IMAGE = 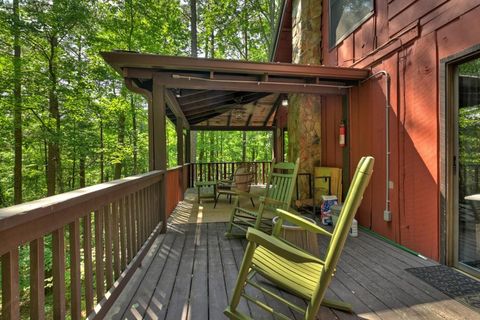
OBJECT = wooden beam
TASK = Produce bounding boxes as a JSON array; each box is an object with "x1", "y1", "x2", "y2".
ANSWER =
[
  {"x1": 102, "y1": 52, "x2": 369, "y2": 80},
  {"x1": 124, "y1": 78, "x2": 151, "y2": 100},
  {"x1": 165, "y1": 89, "x2": 189, "y2": 129},
  {"x1": 264, "y1": 96, "x2": 281, "y2": 126},
  {"x1": 156, "y1": 73, "x2": 349, "y2": 95},
  {"x1": 178, "y1": 90, "x2": 235, "y2": 106},
  {"x1": 190, "y1": 125, "x2": 274, "y2": 131},
  {"x1": 152, "y1": 75, "x2": 167, "y2": 233}
]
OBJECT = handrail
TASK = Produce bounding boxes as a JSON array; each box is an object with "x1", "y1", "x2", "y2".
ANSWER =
[
  {"x1": 0, "y1": 169, "x2": 171, "y2": 320},
  {"x1": 188, "y1": 161, "x2": 272, "y2": 187},
  {"x1": 0, "y1": 170, "x2": 164, "y2": 235}
]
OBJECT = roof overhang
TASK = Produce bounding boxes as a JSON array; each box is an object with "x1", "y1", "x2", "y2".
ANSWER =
[{"x1": 101, "y1": 51, "x2": 369, "y2": 129}]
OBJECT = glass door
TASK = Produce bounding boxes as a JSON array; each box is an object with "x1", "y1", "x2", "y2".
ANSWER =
[{"x1": 455, "y1": 57, "x2": 480, "y2": 276}]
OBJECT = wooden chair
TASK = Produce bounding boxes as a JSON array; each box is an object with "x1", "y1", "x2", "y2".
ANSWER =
[
  {"x1": 224, "y1": 156, "x2": 374, "y2": 320},
  {"x1": 225, "y1": 158, "x2": 300, "y2": 237},
  {"x1": 214, "y1": 165, "x2": 255, "y2": 208}
]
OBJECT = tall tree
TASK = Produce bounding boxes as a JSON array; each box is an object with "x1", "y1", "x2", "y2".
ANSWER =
[{"x1": 12, "y1": 0, "x2": 22, "y2": 203}]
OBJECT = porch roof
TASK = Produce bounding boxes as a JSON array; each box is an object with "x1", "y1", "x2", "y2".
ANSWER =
[{"x1": 101, "y1": 51, "x2": 369, "y2": 130}]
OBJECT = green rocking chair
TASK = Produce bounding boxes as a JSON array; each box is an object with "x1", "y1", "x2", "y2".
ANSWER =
[
  {"x1": 224, "y1": 156, "x2": 374, "y2": 320},
  {"x1": 225, "y1": 158, "x2": 300, "y2": 237}
]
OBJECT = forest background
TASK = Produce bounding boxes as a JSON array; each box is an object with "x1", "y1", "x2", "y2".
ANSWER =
[{"x1": 0, "y1": 0, "x2": 282, "y2": 209}]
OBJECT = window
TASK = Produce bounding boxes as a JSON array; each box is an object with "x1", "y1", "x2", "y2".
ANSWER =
[{"x1": 329, "y1": 0, "x2": 374, "y2": 48}]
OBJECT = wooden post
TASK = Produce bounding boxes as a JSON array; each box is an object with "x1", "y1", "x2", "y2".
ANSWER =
[
  {"x1": 30, "y1": 239, "x2": 45, "y2": 320},
  {"x1": 177, "y1": 118, "x2": 185, "y2": 200},
  {"x1": 152, "y1": 74, "x2": 167, "y2": 233},
  {"x1": 273, "y1": 127, "x2": 284, "y2": 162},
  {"x1": 185, "y1": 129, "x2": 191, "y2": 163},
  {"x1": 1, "y1": 248, "x2": 20, "y2": 320},
  {"x1": 147, "y1": 99, "x2": 154, "y2": 171}
]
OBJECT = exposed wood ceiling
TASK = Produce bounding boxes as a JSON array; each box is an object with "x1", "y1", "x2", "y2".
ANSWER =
[{"x1": 102, "y1": 52, "x2": 369, "y2": 130}]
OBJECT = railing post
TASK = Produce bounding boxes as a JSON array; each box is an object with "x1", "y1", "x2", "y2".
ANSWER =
[
  {"x1": 152, "y1": 75, "x2": 167, "y2": 233},
  {"x1": 94, "y1": 209, "x2": 105, "y2": 301},
  {"x1": 1, "y1": 248, "x2": 20, "y2": 320},
  {"x1": 69, "y1": 219, "x2": 81, "y2": 320},
  {"x1": 52, "y1": 228, "x2": 66, "y2": 319},
  {"x1": 30, "y1": 238, "x2": 45, "y2": 320},
  {"x1": 83, "y1": 214, "x2": 94, "y2": 315}
]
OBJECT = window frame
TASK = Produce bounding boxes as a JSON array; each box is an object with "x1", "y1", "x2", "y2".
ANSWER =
[{"x1": 328, "y1": 0, "x2": 375, "y2": 49}]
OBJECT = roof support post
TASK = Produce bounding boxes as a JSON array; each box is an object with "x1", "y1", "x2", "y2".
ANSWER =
[
  {"x1": 176, "y1": 118, "x2": 185, "y2": 198},
  {"x1": 152, "y1": 74, "x2": 167, "y2": 233},
  {"x1": 273, "y1": 127, "x2": 284, "y2": 162}
]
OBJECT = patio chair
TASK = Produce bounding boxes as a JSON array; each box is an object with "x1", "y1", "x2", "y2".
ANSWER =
[
  {"x1": 224, "y1": 156, "x2": 374, "y2": 320},
  {"x1": 214, "y1": 164, "x2": 255, "y2": 208},
  {"x1": 225, "y1": 158, "x2": 300, "y2": 237}
]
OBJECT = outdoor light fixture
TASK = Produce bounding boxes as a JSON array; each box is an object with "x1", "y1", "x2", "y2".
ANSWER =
[
  {"x1": 175, "y1": 89, "x2": 181, "y2": 98},
  {"x1": 281, "y1": 97, "x2": 289, "y2": 106}
]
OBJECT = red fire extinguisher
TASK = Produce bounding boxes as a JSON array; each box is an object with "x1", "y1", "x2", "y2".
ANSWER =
[{"x1": 339, "y1": 121, "x2": 346, "y2": 147}]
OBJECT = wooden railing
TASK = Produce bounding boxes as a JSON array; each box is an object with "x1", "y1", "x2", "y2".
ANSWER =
[
  {"x1": 0, "y1": 170, "x2": 167, "y2": 320},
  {"x1": 165, "y1": 166, "x2": 185, "y2": 217},
  {"x1": 187, "y1": 161, "x2": 272, "y2": 187}
]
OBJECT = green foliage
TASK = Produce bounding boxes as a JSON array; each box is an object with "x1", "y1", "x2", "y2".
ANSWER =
[
  {"x1": 195, "y1": 131, "x2": 272, "y2": 162},
  {"x1": 0, "y1": 0, "x2": 277, "y2": 314}
]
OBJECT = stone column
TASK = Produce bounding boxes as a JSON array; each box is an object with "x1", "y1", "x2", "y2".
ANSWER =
[{"x1": 288, "y1": 0, "x2": 322, "y2": 200}]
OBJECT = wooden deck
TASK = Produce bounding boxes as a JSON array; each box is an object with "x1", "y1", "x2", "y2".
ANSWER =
[{"x1": 106, "y1": 199, "x2": 480, "y2": 320}]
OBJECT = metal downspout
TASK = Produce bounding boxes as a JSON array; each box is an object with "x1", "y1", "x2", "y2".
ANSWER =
[{"x1": 361, "y1": 71, "x2": 392, "y2": 222}]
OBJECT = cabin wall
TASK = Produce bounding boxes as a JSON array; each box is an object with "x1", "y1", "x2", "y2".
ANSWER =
[{"x1": 321, "y1": 0, "x2": 480, "y2": 260}]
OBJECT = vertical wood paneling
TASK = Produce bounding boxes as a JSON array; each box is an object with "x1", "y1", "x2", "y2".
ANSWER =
[
  {"x1": 94, "y1": 209, "x2": 104, "y2": 301},
  {"x1": 30, "y1": 238, "x2": 45, "y2": 320},
  {"x1": 104, "y1": 205, "x2": 114, "y2": 288},
  {"x1": 69, "y1": 219, "x2": 81, "y2": 320},
  {"x1": 83, "y1": 214, "x2": 94, "y2": 315},
  {"x1": 1, "y1": 248, "x2": 20, "y2": 320},
  {"x1": 52, "y1": 228, "x2": 66, "y2": 319}
]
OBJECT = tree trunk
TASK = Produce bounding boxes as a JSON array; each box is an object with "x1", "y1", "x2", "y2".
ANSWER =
[
  {"x1": 199, "y1": 131, "x2": 205, "y2": 162},
  {"x1": 114, "y1": 111, "x2": 125, "y2": 179},
  {"x1": 242, "y1": 131, "x2": 247, "y2": 162},
  {"x1": 209, "y1": 131, "x2": 214, "y2": 162},
  {"x1": 47, "y1": 36, "x2": 61, "y2": 196},
  {"x1": 190, "y1": 0, "x2": 197, "y2": 57},
  {"x1": 13, "y1": 0, "x2": 22, "y2": 204},
  {"x1": 131, "y1": 95, "x2": 138, "y2": 174},
  {"x1": 79, "y1": 156, "x2": 85, "y2": 188},
  {"x1": 100, "y1": 118, "x2": 104, "y2": 183}
]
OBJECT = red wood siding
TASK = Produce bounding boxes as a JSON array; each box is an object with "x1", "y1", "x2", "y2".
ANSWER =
[
  {"x1": 317, "y1": 0, "x2": 480, "y2": 260},
  {"x1": 166, "y1": 167, "x2": 184, "y2": 217},
  {"x1": 320, "y1": 96, "x2": 343, "y2": 168}
]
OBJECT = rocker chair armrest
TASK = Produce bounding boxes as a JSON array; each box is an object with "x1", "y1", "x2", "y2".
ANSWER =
[
  {"x1": 246, "y1": 228, "x2": 324, "y2": 264},
  {"x1": 274, "y1": 208, "x2": 332, "y2": 238},
  {"x1": 259, "y1": 197, "x2": 286, "y2": 207}
]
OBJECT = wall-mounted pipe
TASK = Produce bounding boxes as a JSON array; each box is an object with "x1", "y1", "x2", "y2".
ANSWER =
[{"x1": 361, "y1": 70, "x2": 392, "y2": 222}]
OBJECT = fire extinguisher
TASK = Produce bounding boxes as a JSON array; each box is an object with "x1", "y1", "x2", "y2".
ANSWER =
[{"x1": 339, "y1": 121, "x2": 346, "y2": 147}]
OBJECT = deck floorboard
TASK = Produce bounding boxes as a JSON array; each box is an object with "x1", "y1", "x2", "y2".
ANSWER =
[{"x1": 107, "y1": 199, "x2": 480, "y2": 320}]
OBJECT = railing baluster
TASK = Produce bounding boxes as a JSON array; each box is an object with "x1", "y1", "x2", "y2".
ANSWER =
[
  {"x1": 69, "y1": 219, "x2": 81, "y2": 320},
  {"x1": 125, "y1": 195, "x2": 133, "y2": 263},
  {"x1": 94, "y1": 209, "x2": 104, "y2": 302},
  {"x1": 112, "y1": 201, "x2": 121, "y2": 280},
  {"x1": 104, "y1": 205, "x2": 114, "y2": 288},
  {"x1": 1, "y1": 248, "x2": 20, "y2": 320},
  {"x1": 142, "y1": 188, "x2": 147, "y2": 241},
  {"x1": 52, "y1": 228, "x2": 66, "y2": 319},
  {"x1": 30, "y1": 238, "x2": 45, "y2": 320},
  {"x1": 135, "y1": 191, "x2": 141, "y2": 250},
  {"x1": 83, "y1": 214, "x2": 94, "y2": 315},
  {"x1": 120, "y1": 196, "x2": 127, "y2": 270},
  {"x1": 131, "y1": 193, "x2": 138, "y2": 254}
]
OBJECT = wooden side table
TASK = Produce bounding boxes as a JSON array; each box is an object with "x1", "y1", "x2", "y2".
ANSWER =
[
  {"x1": 195, "y1": 181, "x2": 217, "y2": 204},
  {"x1": 272, "y1": 216, "x2": 320, "y2": 256}
]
